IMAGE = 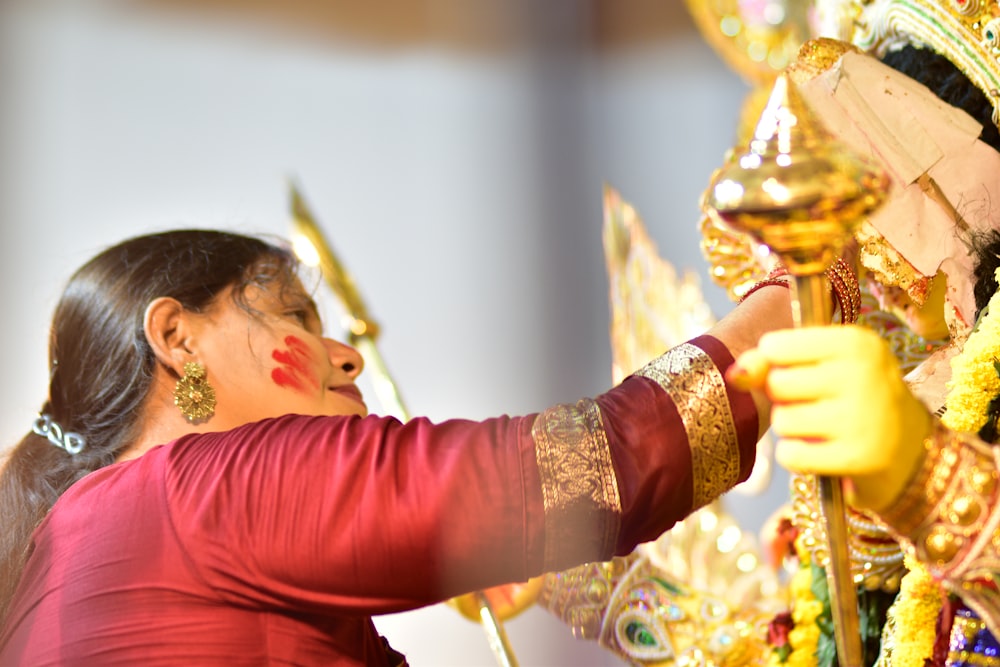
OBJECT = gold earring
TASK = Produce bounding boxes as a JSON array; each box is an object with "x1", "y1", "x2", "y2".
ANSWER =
[{"x1": 173, "y1": 362, "x2": 216, "y2": 422}]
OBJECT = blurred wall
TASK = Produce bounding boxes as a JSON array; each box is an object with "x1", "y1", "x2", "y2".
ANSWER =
[{"x1": 0, "y1": 1, "x2": 757, "y2": 664}]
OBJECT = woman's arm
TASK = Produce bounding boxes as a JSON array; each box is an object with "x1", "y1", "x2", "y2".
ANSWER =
[{"x1": 158, "y1": 283, "x2": 792, "y2": 616}]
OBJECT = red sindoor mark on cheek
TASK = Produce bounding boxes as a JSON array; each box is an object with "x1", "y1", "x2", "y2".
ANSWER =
[{"x1": 271, "y1": 336, "x2": 321, "y2": 394}]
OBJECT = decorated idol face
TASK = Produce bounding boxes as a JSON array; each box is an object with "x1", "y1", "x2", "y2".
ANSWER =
[{"x1": 791, "y1": 44, "x2": 1000, "y2": 331}]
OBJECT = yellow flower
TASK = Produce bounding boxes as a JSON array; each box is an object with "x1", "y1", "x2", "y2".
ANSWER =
[
  {"x1": 778, "y1": 563, "x2": 821, "y2": 666},
  {"x1": 944, "y1": 274, "x2": 1000, "y2": 433},
  {"x1": 789, "y1": 566, "x2": 813, "y2": 600},
  {"x1": 787, "y1": 651, "x2": 818, "y2": 667},
  {"x1": 903, "y1": 279, "x2": 994, "y2": 664},
  {"x1": 789, "y1": 622, "x2": 821, "y2": 646},
  {"x1": 765, "y1": 653, "x2": 784, "y2": 667},
  {"x1": 792, "y1": 599, "x2": 823, "y2": 625},
  {"x1": 885, "y1": 558, "x2": 940, "y2": 666}
]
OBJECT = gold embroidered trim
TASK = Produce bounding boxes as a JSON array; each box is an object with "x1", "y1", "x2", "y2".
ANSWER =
[
  {"x1": 532, "y1": 398, "x2": 621, "y2": 571},
  {"x1": 537, "y1": 541, "x2": 776, "y2": 665},
  {"x1": 634, "y1": 343, "x2": 740, "y2": 510}
]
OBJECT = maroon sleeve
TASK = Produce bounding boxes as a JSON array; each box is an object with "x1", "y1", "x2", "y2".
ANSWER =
[
  {"x1": 165, "y1": 412, "x2": 546, "y2": 616},
  {"x1": 596, "y1": 334, "x2": 758, "y2": 552},
  {"x1": 163, "y1": 333, "x2": 758, "y2": 616}
]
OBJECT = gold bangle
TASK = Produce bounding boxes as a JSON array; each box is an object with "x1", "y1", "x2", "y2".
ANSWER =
[
  {"x1": 878, "y1": 421, "x2": 947, "y2": 537},
  {"x1": 738, "y1": 275, "x2": 790, "y2": 304}
]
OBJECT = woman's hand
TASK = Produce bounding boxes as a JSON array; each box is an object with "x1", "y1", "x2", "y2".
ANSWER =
[{"x1": 729, "y1": 325, "x2": 932, "y2": 512}]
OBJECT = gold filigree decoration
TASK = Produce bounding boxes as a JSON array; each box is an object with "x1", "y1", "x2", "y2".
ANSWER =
[
  {"x1": 538, "y1": 558, "x2": 627, "y2": 641},
  {"x1": 531, "y1": 398, "x2": 622, "y2": 571},
  {"x1": 857, "y1": 290, "x2": 951, "y2": 376},
  {"x1": 173, "y1": 361, "x2": 216, "y2": 423},
  {"x1": 683, "y1": 0, "x2": 816, "y2": 86},
  {"x1": 635, "y1": 344, "x2": 741, "y2": 511},
  {"x1": 537, "y1": 507, "x2": 784, "y2": 666},
  {"x1": 698, "y1": 213, "x2": 777, "y2": 302},
  {"x1": 604, "y1": 185, "x2": 716, "y2": 383},
  {"x1": 876, "y1": 424, "x2": 1000, "y2": 637},
  {"x1": 856, "y1": 220, "x2": 934, "y2": 309},
  {"x1": 790, "y1": 472, "x2": 907, "y2": 592},
  {"x1": 881, "y1": 425, "x2": 999, "y2": 573}
]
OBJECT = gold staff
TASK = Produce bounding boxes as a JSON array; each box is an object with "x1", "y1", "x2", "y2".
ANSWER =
[
  {"x1": 287, "y1": 183, "x2": 520, "y2": 667},
  {"x1": 705, "y1": 74, "x2": 888, "y2": 666}
]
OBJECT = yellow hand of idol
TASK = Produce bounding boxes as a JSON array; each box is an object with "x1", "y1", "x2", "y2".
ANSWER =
[{"x1": 730, "y1": 325, "x2": 932, "y2": 512}]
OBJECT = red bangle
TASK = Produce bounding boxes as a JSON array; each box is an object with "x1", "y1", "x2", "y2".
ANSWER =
[
  {"x1": 825, "y1": 258, "x2": 861, "y2": 324},
  {"x1": 737, "y1": 260, "x2": 860, "y2": 327},
  {"x1": 738, "y1": 276, "x2": 791, "y2": 304}
]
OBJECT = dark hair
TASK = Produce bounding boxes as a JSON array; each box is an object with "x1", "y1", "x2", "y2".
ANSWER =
[
  {"x1": 0, "y1": 229, "x2": 296, "y2": 622},
  {"x1": 971, "y1": 229, "x2": 1000, "y2": 320},
  {"x1": 880, "y1": 46, "x2": 1000, "y2": 440},
  {"x1": 881, "y1": 45, "x2": 1000, "y2": 153},
  {"x1": 879, "y1": 46, "x2": 1000, "y2": 319},
  {"x1": 970, "y1": 229, "x2": 1000, "y2": 445}
]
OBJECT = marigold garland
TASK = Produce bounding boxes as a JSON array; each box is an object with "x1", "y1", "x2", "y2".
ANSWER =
[
  {"x1": 881, "y1": 268, "x2": 1000, "y2": 666},
  {"x1": 766, "y1": 540, "x2": 822, "y2": 666},
  {"x1": 884, "y1": 555, "x2": 941, "y2": 667},
  {"x1": 942, "y1": 268, "x2": 1000, "y2": 436}
]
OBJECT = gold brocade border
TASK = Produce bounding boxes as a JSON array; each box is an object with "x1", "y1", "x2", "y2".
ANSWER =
[
  {"x1": 531, "y1": 398, "x2": 622, "y2": 571},
  {"x1": 635, "y1": 343, "x2": 740, "y2": 510}
]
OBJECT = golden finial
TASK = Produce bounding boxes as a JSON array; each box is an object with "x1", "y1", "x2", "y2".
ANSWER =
[
  {"x1": 707, "y1": 72, "x2": 888, "y2": 278},
  {"x1": 705, "y1": 72, "x2": 890, "y2": 666}
]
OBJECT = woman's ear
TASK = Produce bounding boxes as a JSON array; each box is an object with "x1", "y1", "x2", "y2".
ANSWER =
[{"x1": 143, "y1": 297, "x2": 193, "y2": 376}]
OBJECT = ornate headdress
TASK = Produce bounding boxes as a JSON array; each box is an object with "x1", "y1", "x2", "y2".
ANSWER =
[
  {"x1": 807, "y1": 1, "x2": 1000, "y2": 333},
  {"x1": 701, "y1": 1, "x2": 1000, "y2": 332},
  {"x1": 816, "y1": 0, "x2": 1000, "y2": 129}
]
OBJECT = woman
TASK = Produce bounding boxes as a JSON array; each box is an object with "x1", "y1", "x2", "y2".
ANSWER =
[{"x1": 0, "y1": 228, "x2": 791, "y2": 665}]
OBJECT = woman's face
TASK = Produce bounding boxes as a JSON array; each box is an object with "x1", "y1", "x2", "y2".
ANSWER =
[{"x1": 189, "y1": 277, "x2": 367, "y2": 429}]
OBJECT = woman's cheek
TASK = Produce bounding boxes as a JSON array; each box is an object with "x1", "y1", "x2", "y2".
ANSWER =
[{"x1": 270, "y1": 335, "x2": 320, "y2": 395}]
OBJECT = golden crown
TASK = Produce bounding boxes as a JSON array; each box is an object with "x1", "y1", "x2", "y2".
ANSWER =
[{"x1": 817, "y1": 0, "x2": 1000, "y2": 127}]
